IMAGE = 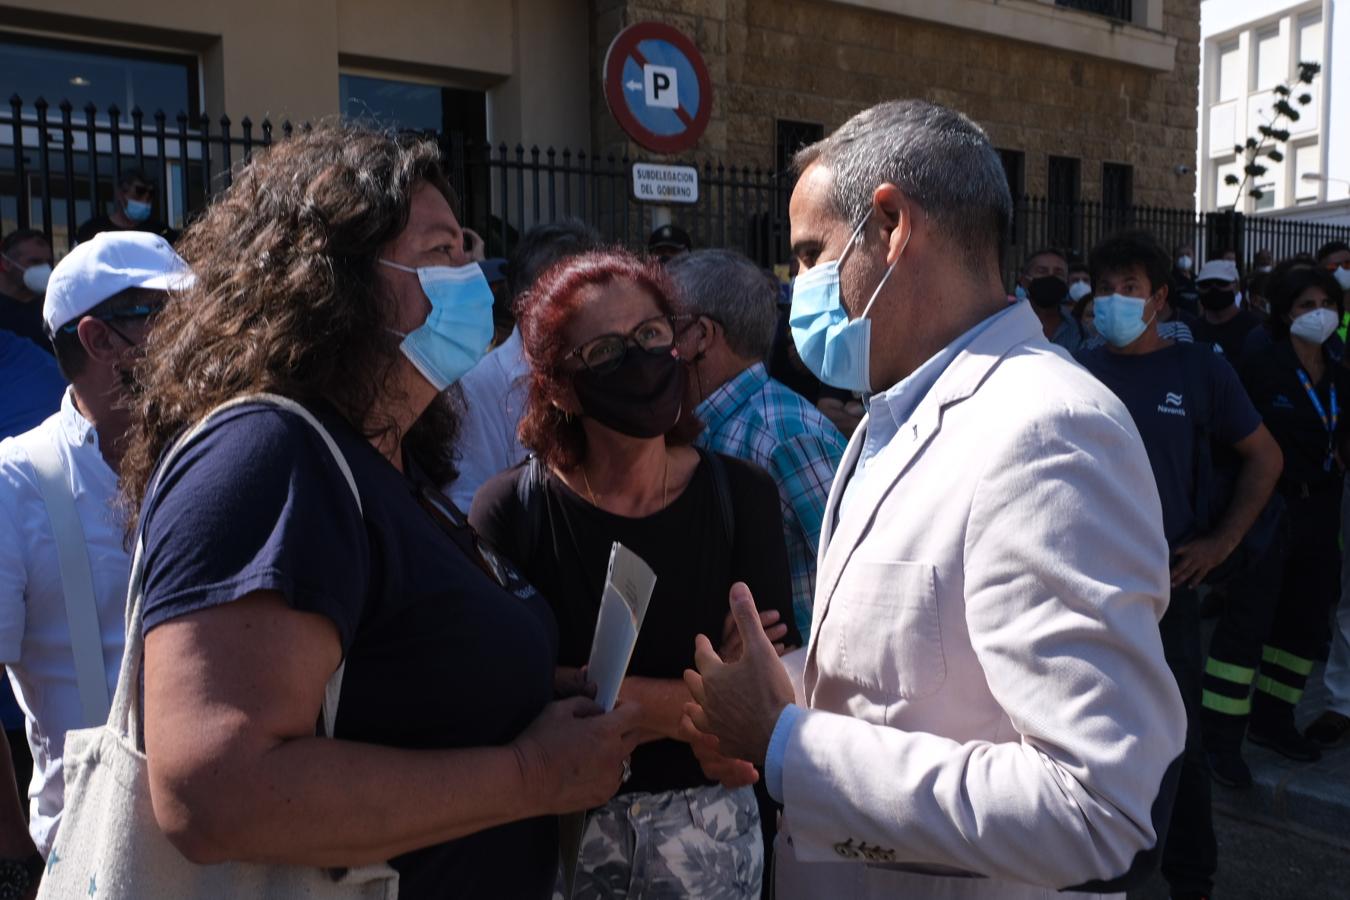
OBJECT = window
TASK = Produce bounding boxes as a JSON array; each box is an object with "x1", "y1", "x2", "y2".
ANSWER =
[
  {"x1": 775, "y1": 120, "x2": 824, "y2": 177},
  {"x1": 1102, "y1": 163, "x2": 1133, "y2": 209},
  {"x1": 1298, "y1": 13, "x2": 1323, "y2": 68},
  {"x1": 0, "y1": 32, "x2": 198, "y2": 121},
  {"x1": 338, "y1": 74, "x2": 486, "y2": 141},
  {"x1": 1254, "y1": 28, "x2": 1287, "y2": 92},
  {"x1": 997, "y1": 149, "x2": 1026, "y2": 199},
  {"x1": 1054, "y1": 0, "x2": 1133, "y2": 22},
  {"x1": 1214, "y1": 157, "x2": 1241, "y2": 209},
  {"x1": 1217, "y1": 41, "x2": 1242, "y2": 102},
  {"x1": 1047, "y1": 156, "x2": 1081, "y2": 250},
  {"x1": 1293, "y1": 142, "x2": 1320, "y2": 203}
]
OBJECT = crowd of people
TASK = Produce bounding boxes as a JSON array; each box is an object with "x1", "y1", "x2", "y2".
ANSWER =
[{"x1": 0, "y1": 98, "x2": 1345, "y2": 900}]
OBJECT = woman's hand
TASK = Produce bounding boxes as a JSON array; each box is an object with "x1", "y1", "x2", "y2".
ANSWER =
[
  {"x1": 511, "y1": 697, "x2": 644, "y2": 815},
  {"x1": 720, "y1": 607, "x2": 793, "y2": 662},
  {"x1": 554, "y1": 666, "x2": 596, "y2": 700}
]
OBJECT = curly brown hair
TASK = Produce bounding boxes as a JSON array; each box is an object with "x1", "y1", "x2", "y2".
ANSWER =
[{"x1": 119, "y1": 123, "x2": 462, "y2": 529}]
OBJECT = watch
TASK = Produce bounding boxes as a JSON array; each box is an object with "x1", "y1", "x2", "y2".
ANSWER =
[{"x1": 0, "y1": 853, "x2": 43, "y2": 900}]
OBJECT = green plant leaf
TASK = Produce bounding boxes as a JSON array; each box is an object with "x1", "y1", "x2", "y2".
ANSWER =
[
  {"x1": 1272, "y1": 128, "x2": 1291, "y2": 142},
  {"x1": 1299, "y1": 93, "x2": 1313, "y2": 105},
  {"x1": 1245, "y1": 164, "x2": 1267, "y2": 177},
  {"x1": 1224, "y1": 174, "x2": 1240, "y2": 186},
  {"x1": 1274, "y1": 84, "x2": 1292, "y2": 97},
  {"x1": 1267, "y1": 149, "x2": 1284, "y2": 162},
  {"x1": 1251, "y1": 189, "x2": 1265, "y2": 200}
]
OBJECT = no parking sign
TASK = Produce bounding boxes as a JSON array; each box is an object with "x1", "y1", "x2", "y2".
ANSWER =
[{"x1": 603, "y1": 22, "x2": 713, "y2": 155}]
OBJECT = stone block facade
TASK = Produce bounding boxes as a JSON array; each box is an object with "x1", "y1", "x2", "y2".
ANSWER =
[{"x1": 590, "y1": 0, "x2": 1200, "y2": 209}]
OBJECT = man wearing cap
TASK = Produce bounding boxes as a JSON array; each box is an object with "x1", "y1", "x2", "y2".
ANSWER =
[
  {"x1": 0, "y1": 230, "x2": 54, "y2": 355},
  {"x1": 1192, "y1": 258, "x2": 1261, "y2": 362},
  {"x1": 74, "y1": 168, "x2": 177, "y2": 245},
  {"x1": 648, "y1": 223, "x2": 692, "y2": 262},
  {"x1": 0, "y1": 232, "x2": 192, "y2": 890}
]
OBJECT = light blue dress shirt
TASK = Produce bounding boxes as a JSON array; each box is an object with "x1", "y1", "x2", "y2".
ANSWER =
[{"x1": 765, "y1": 304, "x2": 1019, "y2": 802}]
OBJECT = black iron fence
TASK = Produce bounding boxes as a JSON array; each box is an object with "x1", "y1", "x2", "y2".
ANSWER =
[{"x1": 5, "y1": 95, "x2": 1350, "y2": 289}]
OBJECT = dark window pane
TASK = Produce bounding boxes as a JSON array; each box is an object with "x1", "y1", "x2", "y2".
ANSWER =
[
  {"x1": 1054, "y1": 0, "x2": 1133, "y2": 21},
  {"x1": 997, "y1": 148, "x2": 1025, "y2": 199},
  {"x1": 775, "y1": 120, "x2": 824, "y2": 176},
  {"x1": 340, "y1": 75, "x2": 444, "y2": 132},
  {"x1": 0, "y1": 34, "x2": 195, "y2": 121}
]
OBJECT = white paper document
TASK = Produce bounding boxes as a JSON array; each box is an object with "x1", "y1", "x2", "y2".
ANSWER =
[
  {"x1": 585, "y1": 542, "x2": 657, "y2": 711},
  {"x1": 560, "y1": 542, "x2": 657, "y2": 898}
]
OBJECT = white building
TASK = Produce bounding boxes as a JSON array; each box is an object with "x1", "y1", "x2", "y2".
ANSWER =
[{"x1": 1199, "y1": 0, "x2": 1349, "y2": 224}]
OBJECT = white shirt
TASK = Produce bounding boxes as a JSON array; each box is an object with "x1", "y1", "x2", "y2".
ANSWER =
[
  {"x1": 0, "y1": 389, "x2": 129, "y2": 855},
  {"x1": 448, "y1": 329, "x2": 530, "y2": 512}
]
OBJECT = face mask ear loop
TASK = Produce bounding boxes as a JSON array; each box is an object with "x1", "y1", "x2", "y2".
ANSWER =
[
  {"x1": 835, "y1": 210, "x2": 873, "y2": 270},
  {"x1": 857, "y1": 215, "x2": 912, "y2": 321}
]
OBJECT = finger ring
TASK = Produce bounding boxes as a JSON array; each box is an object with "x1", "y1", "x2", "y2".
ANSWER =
[{"x1": 621, "y1": 758, "x2": 632, "y2": 783}]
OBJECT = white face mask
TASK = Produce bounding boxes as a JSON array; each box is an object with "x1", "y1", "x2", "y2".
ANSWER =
[
  {"x1": 1068, "y1": 281, "x2": 1092, "y2": 303},
  {"x1": 2, "y1": 253, "x2": 51, "y2": 294},
  {"x1": 1334, "y1": 267, "x2": 1350, "y2": 292},
  {"x1": 1177, "y1": 255, "x2": 1193, "y2": 272},
  {"x1": 1290, "y1": 308, "x2": 1340, "y2": 345}
]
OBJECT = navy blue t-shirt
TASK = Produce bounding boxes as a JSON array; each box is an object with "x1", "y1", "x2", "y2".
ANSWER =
[
  {"x1": 1077, "y1": 342, "x2": 1262, "y2": 548},
  {"x1": 139, "y1": 402, "x2": 560, "y2": 899}
]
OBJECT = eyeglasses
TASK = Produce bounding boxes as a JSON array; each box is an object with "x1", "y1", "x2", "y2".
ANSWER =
[
  {"x1": 566, "y1": 314, "x2": 682, "y2": 374},
  {"x1": 59, "y1": 302, "x2": 166, "y2": 334}
]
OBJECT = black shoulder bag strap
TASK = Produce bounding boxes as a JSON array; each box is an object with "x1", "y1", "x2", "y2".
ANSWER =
[
  {"x1": 696, "y1": 447, "x2": 736, "y2": 550},
  {"x1": 514, "y1": 454, "x2": 549, "y2": 562}
]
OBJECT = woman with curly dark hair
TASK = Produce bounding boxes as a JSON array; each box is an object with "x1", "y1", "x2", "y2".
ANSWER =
[
  {"x1": 469, "y1": 249, "x2": 798, "y2": 898},
  {"x1": 114, "y1": 125, "x2": 641, "y2": 898}
]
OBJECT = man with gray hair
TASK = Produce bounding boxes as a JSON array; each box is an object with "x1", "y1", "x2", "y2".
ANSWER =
[
  {"x1": 684, "y1": 99, "x2": 1186, "y2": 899},
  {"x1": 669, "y1": 249, "x2": 846, "y2": 637}
]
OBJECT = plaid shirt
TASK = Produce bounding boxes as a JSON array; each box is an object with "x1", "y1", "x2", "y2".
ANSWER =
[{"x1": 695, "y1": 363, "x2": 847, "y2": 635}]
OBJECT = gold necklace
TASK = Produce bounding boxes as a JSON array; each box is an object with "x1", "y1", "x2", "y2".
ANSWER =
[{"x1": 581, "y1": 452, "x2": 670, "y2": 510}]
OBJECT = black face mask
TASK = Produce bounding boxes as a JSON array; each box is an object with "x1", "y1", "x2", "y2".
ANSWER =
[
  {"x1": 572, "y1": 350, "x2": 684, "y2": 438},
  {"x1": 1027, "y1": 276, "x2": 1068, "y2": 310},
  {"x1": 1199, "y1": 288, "x2": 1235, "y2": 312}
]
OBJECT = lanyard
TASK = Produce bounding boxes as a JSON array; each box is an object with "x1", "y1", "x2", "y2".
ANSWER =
[{"x1": 1295, "y1": 369, "x2": 1339, "y2": 471}]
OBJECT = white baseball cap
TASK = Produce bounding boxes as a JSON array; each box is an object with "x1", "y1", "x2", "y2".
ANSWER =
[
  {"x1": 1195, "y1": 259, "x2": 1240, "y2": 286},
  {"x1": 43, "y1": 231, "x2": 194, "y2": 335}
]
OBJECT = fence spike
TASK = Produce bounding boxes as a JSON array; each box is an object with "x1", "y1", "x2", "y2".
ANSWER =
[
  {"x1": 241, "y1": 116, "x2": 253, "y2": 129},
  {"x1": 7, "y1": 93, "x2": 19, "y2": 106},
  {"x1": 84, "y1": 102, "x2": 97, "y2": 118},
  {"x1": 34, "y1": 96, "x2": 48, "y2": 111},
  {"x1": 58, "y1": 99, "x2": 72, "y2": 114}
]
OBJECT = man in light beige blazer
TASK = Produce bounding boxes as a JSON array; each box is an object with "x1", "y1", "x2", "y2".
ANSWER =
[{"x1": 683, "y1": 100, "x2": 1188, "y2": 900}]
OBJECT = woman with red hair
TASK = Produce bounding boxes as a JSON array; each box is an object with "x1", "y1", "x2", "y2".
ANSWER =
[{"x1": 471, "y1": 249, "x2": 798, "y2": 898}]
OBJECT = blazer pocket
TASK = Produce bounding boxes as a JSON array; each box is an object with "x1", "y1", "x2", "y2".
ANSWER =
[{"x1": 836, "y1": 560, "x2": 945, "y2": 700}]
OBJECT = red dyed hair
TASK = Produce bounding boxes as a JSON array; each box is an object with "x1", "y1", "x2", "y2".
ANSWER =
[{"x1": 517, "y1": 248, "x2": 702, "y2": 472}]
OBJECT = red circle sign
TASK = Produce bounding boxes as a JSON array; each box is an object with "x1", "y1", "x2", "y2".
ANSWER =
[{"x1": 604, "y1": 22, "x2": 713, "y2": 155}]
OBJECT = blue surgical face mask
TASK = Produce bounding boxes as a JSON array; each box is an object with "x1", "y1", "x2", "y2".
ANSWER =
[
  {"x1": 124, "y1": 198, "x2": 152, "y2": 223},
  {"x1": 1092, "y1": 293, "x2": 1156, "y2": 348},
  {"x1": 381, "y1": 260, "x2": 494, "y2": 391},
  {"x1": 789, "y1": 211, "x2": 904, "y2": 393}
]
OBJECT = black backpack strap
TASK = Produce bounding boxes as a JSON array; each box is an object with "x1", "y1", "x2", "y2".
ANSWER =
[
  {"x1": 697, "y1": 448, "x2": 736, "y2": 550},
  {"x1": 514, "y1": 454, "x2": 548, "y2": 560}
]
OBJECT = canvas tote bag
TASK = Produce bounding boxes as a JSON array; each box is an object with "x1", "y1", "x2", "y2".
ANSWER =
[{"x1": 38, "y1": 393, "x2": 398, "y2": 899}]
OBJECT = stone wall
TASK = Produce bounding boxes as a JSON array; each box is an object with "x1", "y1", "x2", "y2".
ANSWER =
[{"x1": 590, "y1": 0, "x2": 1200, "y2": 208}]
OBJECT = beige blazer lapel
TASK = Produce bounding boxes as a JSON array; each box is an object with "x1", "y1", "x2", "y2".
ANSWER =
[{"x1": 802, "y1": 303, "x2": 1047, "y2": 701}]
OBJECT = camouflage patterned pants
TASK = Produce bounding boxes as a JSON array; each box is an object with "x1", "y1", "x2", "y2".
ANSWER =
[{"x1": 558, "y1": 783, "x2": 763, "y2": 899}]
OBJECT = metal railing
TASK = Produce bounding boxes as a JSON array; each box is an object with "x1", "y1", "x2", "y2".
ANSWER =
[{"x1": 5, "y1": 95, "x2": 1349, "y2": 286}]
